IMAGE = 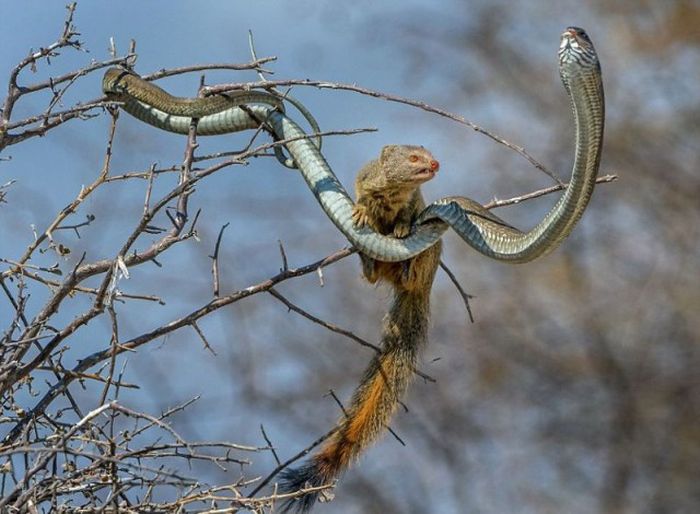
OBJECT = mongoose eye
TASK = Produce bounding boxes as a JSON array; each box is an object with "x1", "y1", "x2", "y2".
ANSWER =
[{"x1": 409, "y1": 155, "x2": 419, "y2": 163}]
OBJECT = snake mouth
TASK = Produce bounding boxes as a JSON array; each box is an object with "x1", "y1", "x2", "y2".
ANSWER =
[
  {"x1": 560, "y1": 27, "x2": 591, "y2": 52},
  {"x1": 560, "y1": 34, "x2": 576, "y2": 51}
]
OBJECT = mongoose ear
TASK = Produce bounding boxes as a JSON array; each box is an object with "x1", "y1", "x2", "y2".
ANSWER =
[{"x1": 380, "y1": 145, "x2": 399, "y2": 162}]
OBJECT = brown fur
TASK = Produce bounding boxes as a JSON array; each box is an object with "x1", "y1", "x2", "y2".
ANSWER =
[{"x1": 279, "y1": 145, "x2": 442, "y2": 513}]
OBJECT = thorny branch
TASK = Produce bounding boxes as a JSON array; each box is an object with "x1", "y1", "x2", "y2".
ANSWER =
[
  {"x1": 0, "y1": 4, "x2": 619, "y2": 513},
  {"x1": 0, "y1": 3, "x2": 274, "y2": 154},
  {"x1": 205, "y1": 78, "x2": 570, "y2": 186}
]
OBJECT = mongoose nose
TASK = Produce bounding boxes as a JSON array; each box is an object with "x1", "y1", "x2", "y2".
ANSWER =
[{"x1": 430, "y1": 160, "x2": 440, "y2": 172}]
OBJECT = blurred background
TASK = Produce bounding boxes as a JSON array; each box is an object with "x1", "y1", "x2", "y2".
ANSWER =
[{"x1": 1, "y1": 1, "x2": 699, "y2": 512}]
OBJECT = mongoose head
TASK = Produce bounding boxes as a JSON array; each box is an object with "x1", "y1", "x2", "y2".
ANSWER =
[{"x1": 379, "y1": 145, "x2": 440, "y2": 186}]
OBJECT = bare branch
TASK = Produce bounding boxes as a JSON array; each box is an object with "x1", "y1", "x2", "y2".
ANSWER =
[
  {"x1": 204, "y1": 78, "x2": 566, "y2": 185},
  {"x1": 485, "y1": 173, "x2": 619, "y2": 210},
  {"x1": 210, "y1": 223, "x2": 230, "y2": 298},
  {"x1": 439, "y1": 260, "x2": 475, "y2": 323},
  {"x1": 268, "y1": 287, "x2": 381, "y2": 353}
]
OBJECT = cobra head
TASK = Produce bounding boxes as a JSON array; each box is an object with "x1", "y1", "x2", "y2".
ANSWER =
[
  {"x1": 558, "y1": 27, "x2": 599, "y2": 71},
  {"x1": 102, "y1": 68, "x2": 134, "y2": 95}
]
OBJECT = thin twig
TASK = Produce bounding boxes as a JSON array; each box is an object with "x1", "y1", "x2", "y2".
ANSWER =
[
  {"x1": 278, "y1": 240, "x2": 289, "y2": 273},
  {"x1": 260, "y1": 425, "x2": 281, "y2": 466},
  {"x1": 439, "y1": 260, "x2": 475, "y2": 323},
  {"x1": 326, "y1": 389, "x2": 348, "y2": 417},
  {"x1": 248, "y1": 428, "x2": 337, "y2": 498},
  {"x1": 268, "y1": 287, "x2": 381, "y2": 353},
  {"x1": 485, "y1": 174, "x2": 618, "y2": 210},
  {"x1": 191, "y1": 321, "x2": 217, "y2": 356},
  {"x1": 143, "y1": 58, "x2": 278, "y2": 81},
  {"x1": 210, "y1": 223, "x2": 230, "y2": 298}
]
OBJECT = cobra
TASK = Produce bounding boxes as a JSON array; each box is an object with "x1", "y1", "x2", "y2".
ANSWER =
[{"x1": 102, "y1": 26, "x2": 604, "y2": 263}]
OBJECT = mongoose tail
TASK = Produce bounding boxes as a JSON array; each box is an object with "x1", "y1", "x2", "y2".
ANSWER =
[
  {"x1": 279, "y1": 146, "x2": 441, "y2": 513},
  {"x1": 279, "y1": 289, "x2": 432, "y2": 513}
]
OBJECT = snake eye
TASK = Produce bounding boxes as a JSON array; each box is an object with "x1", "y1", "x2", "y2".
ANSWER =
[
  {"x1": 569, "y1": 27, "x2": 590, "y2": 42},
  {"x1": 409, "y1": 155, "x2": 419, "y2": 163}
]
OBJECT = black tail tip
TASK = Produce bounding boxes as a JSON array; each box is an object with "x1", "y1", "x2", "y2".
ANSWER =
[{"x1": 277, "y1": 463, "x2": 334, "y2": 513}]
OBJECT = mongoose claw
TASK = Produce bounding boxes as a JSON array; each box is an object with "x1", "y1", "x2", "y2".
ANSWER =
[
  {"x1": 351, "y1": 204, "x2": 370, "y2": 229},
  {"x1": 393, "y1": 222, "x2": 411, "y2": 239}
]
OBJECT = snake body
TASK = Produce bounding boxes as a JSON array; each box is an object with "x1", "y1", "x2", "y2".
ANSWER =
[
  {"x1": 102, "y1": 27, "x2": 604, "y2": 263},
  {"x1": 103, "y1": 68, "x2": 322, "y2": 167},
  {"x1": 102, "y1": 68, "x2": 285, "y2": 124}
]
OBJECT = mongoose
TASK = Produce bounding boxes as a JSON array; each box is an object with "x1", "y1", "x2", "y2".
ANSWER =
[{"x1": 279, "y1": 145, "x2": 442, "y2": 512}]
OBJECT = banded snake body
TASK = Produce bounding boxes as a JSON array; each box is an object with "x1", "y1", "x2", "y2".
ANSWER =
[{"x1": 102, "y1": 27, "x2": 604, "y2": 263}]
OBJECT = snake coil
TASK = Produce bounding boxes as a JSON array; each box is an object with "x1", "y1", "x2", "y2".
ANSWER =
[{"x1": 102, "y1": 27, "x2": 604, "y2": 263}]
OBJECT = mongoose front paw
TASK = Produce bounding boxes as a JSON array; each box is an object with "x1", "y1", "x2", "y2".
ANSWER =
[
  {"x1": 352, "y1": 204, "x2": 370, "y2": 229},
  {"x1": 393, "y1": 222, "x2": 412, "y2": 239}
]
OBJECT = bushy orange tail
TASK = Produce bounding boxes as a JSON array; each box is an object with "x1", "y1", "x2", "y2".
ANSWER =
[{"x1": 279, "y1": 290, "x2": 430, "y2": 512}]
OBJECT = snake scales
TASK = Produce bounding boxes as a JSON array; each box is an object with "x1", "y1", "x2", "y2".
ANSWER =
[{"x1": 102, "y1": 27, "x2": 604, "y2": 263}]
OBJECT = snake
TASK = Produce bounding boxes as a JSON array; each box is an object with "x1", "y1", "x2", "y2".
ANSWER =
[
  {"x1": 102, "y1": 27, "x2": 604, "y2": 263},
  {"x1": 102, "y1": 68, "x2": 322, "y2": 169}
]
